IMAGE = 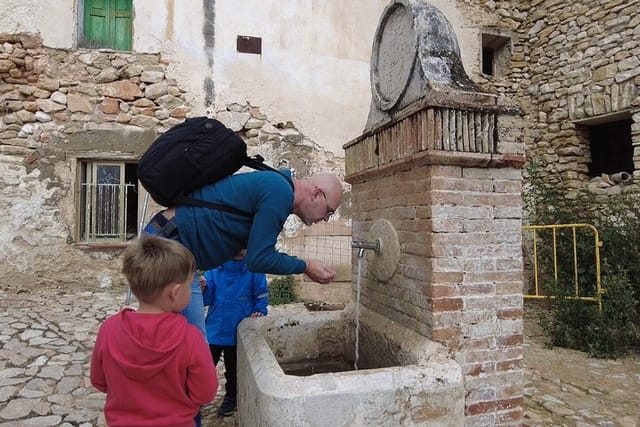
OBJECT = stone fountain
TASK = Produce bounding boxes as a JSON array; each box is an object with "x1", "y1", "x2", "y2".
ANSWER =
[{"x1": 237, "y1": 1, "x2": 525, "y2": 425}]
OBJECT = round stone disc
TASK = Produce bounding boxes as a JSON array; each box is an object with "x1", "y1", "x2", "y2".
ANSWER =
[{"x1": 368, "y1": 219, "x2": 400, "y2": 281}]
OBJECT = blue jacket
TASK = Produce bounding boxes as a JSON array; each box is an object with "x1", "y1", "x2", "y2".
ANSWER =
[
  {"x1": 175, "y1": 169, "x2": 307, "y2": 274},
  {"x1": 202, "y1": 259, "x2": 269, "y2": 346}
]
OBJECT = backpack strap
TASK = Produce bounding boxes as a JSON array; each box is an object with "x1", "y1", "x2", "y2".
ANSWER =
[
  {"x1": 179, "y1": 158, "x2": 294, "y2": 216},
  {"x1": 244, "y1": 154, "x2": 272, "y2": 171},
  {"x1": 177, "y1": 196, "x2": 254, "y2": 217},
  {"x1": 243, "y1": 155, "x2": 295, "y2": 189}
]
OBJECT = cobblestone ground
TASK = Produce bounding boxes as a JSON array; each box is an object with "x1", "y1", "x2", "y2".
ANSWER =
[
  {"x1": 522, "y1": 302, "x2": 640, "y2": 427},
  {"x1": 0, "y1": 284, "x2": 638, "y2": 426}
]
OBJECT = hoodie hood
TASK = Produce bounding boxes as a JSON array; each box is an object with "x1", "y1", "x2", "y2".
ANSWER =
[
  {"x1": 218, "y1": 259, "x2": 247, "y2": 274},
  {"x1": 106, "y1": 308, "x2": 189, "y2": 381}
]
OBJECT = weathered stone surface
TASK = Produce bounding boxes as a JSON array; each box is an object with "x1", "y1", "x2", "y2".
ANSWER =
[
  {"x1": 132, "y1": 98, "x2": 155, "y2": 107},
  {"x1": 154, "y1": 109, "x2": 170, "y2": 120},
  {"x1": 35, "y1": 99, "x2": 65, "y2": 113},
  {"x1": 76, "y1": 84, "x2": 99, "y2": 97},
  {"x1": 155, "y1": 94, "x2": 181, "y2": 109},
  {"x1": 2, "y1": 90, "x2": 25, "y2": 100},
  {"x1": 0, "y1": 59, "x2": 15, "y2": 72},
  {"x1": 244, "y1": 118, "x2": 265, "y2": 129},
  {"x1": 217, "y1": 111, "x2": 250, "y2": 132},
  {"x1": 50, "y1": 91, "x2": 67, "y2": 106},
  {"x1": 35, "y1": 111, "x2": 51, "y2": 123},
  {"x1": 115, "y1": 113, "x2": 132, "y2": 123},
  {"x1": 23, "y1": 101, "x2": 38, "y2": 112},
  {"x1": 129, "y1": 114, "x2": 157, "y2": 128},
  {"x1": 144, "y1": 82, "x2": 168, "y2": 100},
  {"x1": 66, "y1": 94, "x2": 93, "y2": 113},
  {"x1": 18, "y1": 123, "x2": 35, "y2": 138},
  {"x1": 169, "y1": 107, "x2": 188, "y2": 118},
  {"x1": 37, "y1": 79, "x2": 59, "y2": 92},
  {"x1": 95, "y1": 67, "x2": 120, "y2": 83},
  {"x1": 18, "y1": 33, "x2": 42, "y2": 49},
  {"x1": 100, "y1": 80, "x2": 142, "y2": 100},
  {"x1": 123, "y1": 64, "x2": 143, "y2": 78},
  {"x1": 32, "y1": 88, "x2": 50, "y2": 99},
  {"x1": 140, "y1": 70, "x2": 164, "y2": 83},
  {"x1": 100, "y1": 98, "x2": 119, "y2": 114},
  {"x1": 17, "y1": 85, "x2": 34, "y2": 96},
  {"x1": 16, "y1": 110, "x2": 36, "y2": 123},
  {"x1": 0, "y1": 397, "x2": 36, "y2": 419}
]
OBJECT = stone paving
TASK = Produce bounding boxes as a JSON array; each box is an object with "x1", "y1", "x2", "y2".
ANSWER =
[
  {"x1": 0, "y1": 284, "x2": 638, "y2": 426},
  {"x1": 522, "y1": 304, "x2": 640, "y2": 427}
]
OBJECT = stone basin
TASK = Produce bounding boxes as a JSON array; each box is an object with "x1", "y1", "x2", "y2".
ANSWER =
[{"x1": 237, "y1": 304, "x2": 464, "y2": 426}]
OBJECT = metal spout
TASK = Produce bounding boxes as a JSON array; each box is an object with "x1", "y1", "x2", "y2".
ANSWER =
[{"x1": 352, "y1": 239, "x2": 381, "y2": 258}]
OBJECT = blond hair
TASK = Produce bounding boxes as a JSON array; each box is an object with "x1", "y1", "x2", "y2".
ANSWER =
[{"x1": 122, "y1": 234, "x2": 196, "y2": 302}]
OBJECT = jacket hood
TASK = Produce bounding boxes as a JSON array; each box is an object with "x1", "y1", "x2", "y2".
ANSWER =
[
  {"x1": 107, "y1": 309, "x2": 189, "y2": 381},
  {"x1": 218, "y1": 259, "x2": 247, "y2": 274}
]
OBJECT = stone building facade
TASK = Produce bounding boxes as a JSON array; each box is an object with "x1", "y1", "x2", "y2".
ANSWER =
[
  {"x1": 471, "y1": 0, "x2": 640, "y2": 196},
  {"x1": 0, "y1": 1, "x2": 638, "y2": 426},
  {"x1": 1, "y1": 0, "x2": 639, "y2": 294},
  {"x1": 0, "y1": 33, "x2": 344, "y2": 288}
]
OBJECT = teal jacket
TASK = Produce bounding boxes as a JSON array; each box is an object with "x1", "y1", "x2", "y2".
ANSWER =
[
  {"x1": 174, "y1": 169, "x2": 306, "y2": 274},
  {"x1": 202, "y1": 259, "x2": 269, "y2": 346}
]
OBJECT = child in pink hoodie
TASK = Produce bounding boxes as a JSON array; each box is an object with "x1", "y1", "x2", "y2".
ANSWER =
[{"x1": 91, "y1": 235, "x2": 217, "y2": 427}]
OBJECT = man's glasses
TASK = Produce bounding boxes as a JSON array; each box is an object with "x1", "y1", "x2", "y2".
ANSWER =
[{"x1": 318, "y1": 187, "x2": 336, "y2": 219}]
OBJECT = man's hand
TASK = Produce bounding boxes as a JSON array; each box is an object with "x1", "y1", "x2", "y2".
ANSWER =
[{"x1": 304, "y1": 259, "x2": 336, "y2": 284}]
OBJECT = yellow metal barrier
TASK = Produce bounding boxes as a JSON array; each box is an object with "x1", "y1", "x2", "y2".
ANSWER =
[{"x1": 522, "y1": 223, "x2": 604, "y2": 309}]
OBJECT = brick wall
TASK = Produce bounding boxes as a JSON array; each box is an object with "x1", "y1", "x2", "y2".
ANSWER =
[{"x1": 346, "y1": 100, "x2": 525, "y2": 426}]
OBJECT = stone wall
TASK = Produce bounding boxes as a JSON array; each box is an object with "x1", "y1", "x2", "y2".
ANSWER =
[
  {"x1": 467, "y1": 1, "x2": 640, "y2": 195},
  {"x1": 0, "y1": 32, "x2": 189, "y2": 287},
  {"x1": 518, "y1": 1, "x2": 640, "y2": 193},
  {"x1": 0, "y1": 33, "x2": 191, "y2": 135},
  {"x1": 0, "y1": 32, "x2": 348, "y2": 289},
  {"x1": 425, "y1": 0, "x2": 640, "y2": 196}
]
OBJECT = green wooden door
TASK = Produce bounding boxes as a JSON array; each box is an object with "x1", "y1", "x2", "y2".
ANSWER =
[{"x1": 84, "y1": 0, "x2": 132, "y2": 51}]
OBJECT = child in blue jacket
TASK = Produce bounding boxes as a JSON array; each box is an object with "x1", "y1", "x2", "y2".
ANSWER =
[{"x1": 202, "y1": 249, "x2": 269, "y2": 417}]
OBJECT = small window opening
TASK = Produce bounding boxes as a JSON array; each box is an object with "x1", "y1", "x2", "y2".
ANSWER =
[
  {"x1": 587, "y1": 119, "x2": 633, "y2": 178},
  {"x1": 482, "y1": 46, "x2": 494, "y2": 75},
  {"x1": 78, "y1": 160, "x2": 138, "y2": 242},
  {"x1": 237, "y1": 35, "x2": 262, "y2": 54},
  {"x1": 481, "y1": 33, "x2": 511, "y2": 77}
]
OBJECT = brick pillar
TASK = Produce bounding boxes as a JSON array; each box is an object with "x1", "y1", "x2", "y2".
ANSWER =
[
  {"x1": 427, "y1": 165, "x2": 525, "y2": 426},
  {"x1": 346, "y1": 102, "x2": 526, "y2": 426}
]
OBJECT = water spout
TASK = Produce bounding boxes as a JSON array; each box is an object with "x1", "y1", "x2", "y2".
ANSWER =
[{"x1": 352, "y1": 239, "x2": 381, "y2": 258}]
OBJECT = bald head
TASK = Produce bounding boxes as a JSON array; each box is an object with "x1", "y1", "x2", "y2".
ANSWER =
[
  {"x1": 293, "y1": 173, "x2": 344, "y2": 225},
  {"x1": 309, "y1": 173, "x2": 343, "y2": 211}
]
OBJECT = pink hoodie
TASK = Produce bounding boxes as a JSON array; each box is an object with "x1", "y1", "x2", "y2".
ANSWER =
[{"x1": 90, "y1": 308, "x2": 217, "y2": 427}]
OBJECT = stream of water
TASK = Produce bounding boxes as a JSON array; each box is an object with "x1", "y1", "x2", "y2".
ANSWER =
[{"x1": 354, "y1": 254, "x2": 363, "y2": 370}]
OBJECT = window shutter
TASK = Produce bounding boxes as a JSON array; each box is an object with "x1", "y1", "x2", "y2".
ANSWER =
[
  {"x1": 83, "y1": 0, "x2": 132, "y2": 51},
  {"x1": 113, "y1": 0, "x2": 132, "y2": 51},
  {"x1": 84, "y1": 0, "x2": 109, "y2": 48}
]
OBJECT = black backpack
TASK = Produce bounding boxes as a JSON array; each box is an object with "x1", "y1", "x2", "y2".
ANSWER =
[{"x1": 138, "y1": 116, "x2": 288, "y2": 216}]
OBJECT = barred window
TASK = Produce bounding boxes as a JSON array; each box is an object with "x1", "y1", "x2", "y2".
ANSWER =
[{"x1": 78, "y1": 161, "x2": 138, "y2": 242}]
